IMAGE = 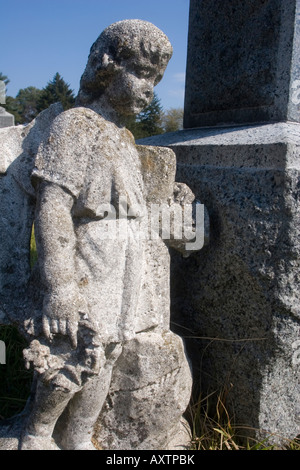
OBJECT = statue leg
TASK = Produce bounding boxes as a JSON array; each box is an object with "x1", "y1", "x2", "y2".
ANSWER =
[
  {"x1": 20, "y1": 379, "x2": 75, "y2": 450},
  {"x1": 54, "y1": 343, "x2": 123, "y2": 450}
]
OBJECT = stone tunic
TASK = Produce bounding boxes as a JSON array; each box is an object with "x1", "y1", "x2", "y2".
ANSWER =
[
  {"x1": 32, "y1": 107, "x2": 147, "y2": 345},
  {"x1": 17, "y1": 105, "x2": 177, "y2": 391}
]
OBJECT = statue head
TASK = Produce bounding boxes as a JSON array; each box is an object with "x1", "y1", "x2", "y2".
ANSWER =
[{"x1": 76, "y1": 20, "x2": 173, "y2": 119}]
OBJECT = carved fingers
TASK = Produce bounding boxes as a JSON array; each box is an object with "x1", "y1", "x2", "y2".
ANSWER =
[
  {"x1": 42, "y1": 316, "x2": 78, "y2": 348},
  {"x1": 42, "y1": 289, "x2": 88, "y2": 349}
]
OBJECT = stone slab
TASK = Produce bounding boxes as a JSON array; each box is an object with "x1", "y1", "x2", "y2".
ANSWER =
[{"x1": 139, "y1": 121, "x2": 300, "y2": 168}]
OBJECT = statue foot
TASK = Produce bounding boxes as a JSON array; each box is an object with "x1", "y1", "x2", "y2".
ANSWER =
[
  {"x1": 20, "y1": 433, "x2": 60, "y2": 450},
  {"x1": 73, "y1": 441, "x2": 97, "y2": 450}
]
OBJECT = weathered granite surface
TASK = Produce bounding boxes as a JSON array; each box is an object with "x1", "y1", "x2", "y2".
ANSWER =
[
  {"x1": 139, "y1": 122, "x2": 300, "y2": 445},
  {"x1": 184, "y1": 0, "x2": 300, "y2": 127}
]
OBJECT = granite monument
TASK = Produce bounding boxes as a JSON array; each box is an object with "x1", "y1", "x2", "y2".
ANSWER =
[{"x1": 141, "y1": 0, "x2": 300, "y2": 447}]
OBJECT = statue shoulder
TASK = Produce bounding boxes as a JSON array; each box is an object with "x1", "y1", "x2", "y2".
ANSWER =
[{"x1": 53, "y1": 107, "x2": 112, "y2": 134}]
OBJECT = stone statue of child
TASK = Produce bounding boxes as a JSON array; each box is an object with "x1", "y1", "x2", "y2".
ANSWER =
[{"x1": 17, "y1": 20, "x2": 196, "y2": 450}]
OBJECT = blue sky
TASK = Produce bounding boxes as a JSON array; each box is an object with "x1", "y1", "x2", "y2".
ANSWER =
[{"x1": 1, "y1": 0, "x2": 190, "y2": 111}]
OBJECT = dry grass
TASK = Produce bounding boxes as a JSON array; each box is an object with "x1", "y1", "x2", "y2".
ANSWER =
[{"x1": 187, "y1": 387, "x2": 300, "y2": 451}]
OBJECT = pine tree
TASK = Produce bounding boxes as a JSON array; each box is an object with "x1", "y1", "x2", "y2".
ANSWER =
[
  {"x1": 124, "y1": 92, "x2": 164, "y2": 139},
  {"x1": 37, "y1": 73, "x2": 75, "y2": 113},
  {"x1": 137, "y1": 92, "x2": 164, "y2": 138}
]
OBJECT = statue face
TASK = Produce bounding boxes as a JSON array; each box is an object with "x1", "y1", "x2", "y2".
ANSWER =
[{"x1": 103, "y1": 56, "x2": 164, "y2": 116}]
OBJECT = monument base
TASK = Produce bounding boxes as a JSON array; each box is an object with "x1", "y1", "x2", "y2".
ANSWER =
[{"x1": 139, "y1": 121, "x2": 300, "y2": 446}]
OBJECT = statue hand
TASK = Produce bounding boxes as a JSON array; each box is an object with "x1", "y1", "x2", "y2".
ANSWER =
[
  {"x1": 173, "y1": 182, "x2": 195, "y2": 206},
  {"x1": 42, "y1": 285, "x2": 88, "y2": 348}
]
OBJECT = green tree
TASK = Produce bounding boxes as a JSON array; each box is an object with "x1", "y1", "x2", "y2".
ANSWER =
[
  {"x1": 123, "y1": 92, "x2": 164, "y2": 139},
  {"x1": 37, "y1": 73, "x2": 75, "y2": 113},
  {"x1": 136, "y1": 92, "x2": 164, "y2": 138},
  {"x1": 10, "y1": 87, "x2": 43, "y2": 124},
  {"x1": 161, "y1": 108, "x2": 184, "y2": 133}
]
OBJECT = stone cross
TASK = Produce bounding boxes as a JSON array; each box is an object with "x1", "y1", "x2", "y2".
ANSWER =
[{"x1": 184, "y1": 0, "x2": 300, "y2": 128}]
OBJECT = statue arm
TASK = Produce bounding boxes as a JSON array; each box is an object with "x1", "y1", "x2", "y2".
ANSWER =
[{"x1": 35, "y1": 180, "x2": 87, "y2": 348}]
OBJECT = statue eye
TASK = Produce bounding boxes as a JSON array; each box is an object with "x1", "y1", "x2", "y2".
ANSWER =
[{"x1": 134, "y1": 67, "x2": 155, "y2": 80}]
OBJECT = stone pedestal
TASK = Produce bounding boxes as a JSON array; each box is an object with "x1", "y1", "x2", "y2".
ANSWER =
[
  {"x1": 0, "y1": 107, "x2": 14, "y2": 128},
  {"x1": 139, "y1": 0, "x2": 300, "y2": 446},
  {"x1": 140, "y1": 123, "x2": 300, "y2": 444}
]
